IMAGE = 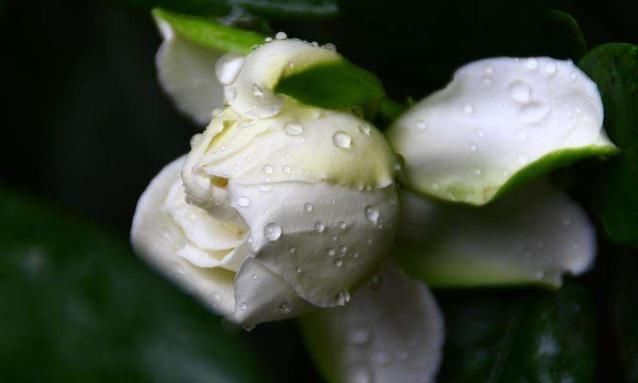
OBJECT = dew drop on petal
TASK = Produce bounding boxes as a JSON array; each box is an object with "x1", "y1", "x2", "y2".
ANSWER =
[
  {"x1": 365, "y1": 206, "x2": 380, "y2": 224},
  {"x1": 264, "y1": 223, "x2": 282, "y2": 241},
  {"x1": 237, "y1": 196, "x2": 251, "y2": 207},
  {"x1": 275, "y1": 31, "x2": 287, "y2": 40},
  {"x1": 315, "y1": 222, "x2": 325, "y2": 233},
  {"x1": 335, "y1": 259, "x2": 343, "y2": 267},
  {"x1": 304, "y1": 203, "x2": 314, "y2": 213},
  {"x1": 463, "y1": 103, "x2": 474, "y2": 114},
  {"x1": 416, "y1": 119, "x2": 428, "y2": 131},
  {"x1": 509, "y1": 81, "x2": 532, "y2": 104},
  {"x1": 284, "y1": 122, "x2": 304, "y2": 136},
  {"x1": 336, "y1": 290, "x2": 351, "y2": 306},
  {"x1": 263, "y1": 164, "x2": 274, "y2": 174},
  {"x1": 333, "y1": 131, "x2": 352, "y2": 149},
  {"x1": 278, "y1": 302, "x2": 291, "y2": 313}
]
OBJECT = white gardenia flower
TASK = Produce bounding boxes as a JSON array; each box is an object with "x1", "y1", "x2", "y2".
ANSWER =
[{"x1": 131, "y1": 38, "x2": 399, "y2": 328}]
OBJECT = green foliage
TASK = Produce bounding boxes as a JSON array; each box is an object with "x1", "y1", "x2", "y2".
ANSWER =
[
  {"x1": 274, "y1": 60, "x2": 385, "y2": 110},
  {"x1": 579, "y1": 43, "x2": 638, "y2": 247},
  {"x1": 0, "y1": 189, "x2": 273, "y2": 382},
  {"x1": 437, "y1": 284, "x2": 597, "y2": 383}
]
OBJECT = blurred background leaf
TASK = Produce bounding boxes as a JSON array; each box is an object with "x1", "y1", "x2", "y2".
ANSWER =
[
  {"x1": 579, "y1": 43, "x2": 638, "y2": 247},
  {"x1": 437, "y1": 283, "x2": 597, "y2": 383}
]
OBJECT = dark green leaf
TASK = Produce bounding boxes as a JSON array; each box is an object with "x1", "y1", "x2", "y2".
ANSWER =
[
  {"x1": 579, "y1": 43, "x2": 638, "y2": 247},
  {"x1": 153, "y1": 8, "x2": 264, "y2": 54},
  {"x1": 609, "y1": 251, "x2": 638, "y2": 382},
  {"x1": 274, "y1": 60, "x2": 385, "y2": 110},
  {"x1": 437, "y1": 284, "x2": 596, "y2": 383},
  {"x1": 0, "y1": 189, "x2": 272, "y2": 382}
]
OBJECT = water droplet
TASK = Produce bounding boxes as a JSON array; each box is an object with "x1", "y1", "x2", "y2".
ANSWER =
[
  {"x1": 339, "y1": 245, "x2": 348, "y2": 253},
  {"x1": 275, "y1": 31, "x2": 287, "y2": 40},
  {"x1": 315, "y1": 222, "x2": 325, "y2": 233},
  {"x1": 520, "y1": 102, "x2": 550, "y2": 125},
  {"x1": 278, "y1": 302, "x2": 291, "y2": 313},
  {"x1": 525, "y1": 58, "x2": 539, "y2": 70},
  {"x1": 304, "y1": 203, "x2": 313, "y2": 213},
  {"x1": 282, "y1": 165, "x2": 292, "y2": 174},
  {"x1": 463, "y1": 103, "x2": 474, "y2": 114},
  {"x1": 288, "y1": 246, "x2": 296, "y2": 254},
  {"x1": 284, "y1": 122, "x2": 304, "y2": 136},
  {"x1": 259, "y1": 184, "x2": 272, "y2": 192},
  {"x1": 251, "y1": 83, "x2": 264, "y2": 97},
  {"x1": 338, "y1": 221, "x2": 347, "y2": 229},
  {"x1": 323, "y1": 42, "x2": 337, "y2": 51},
  {"x1": 509, "y1": 81, "x2": 532, "y2": 104},
  {"x1": 416, "y1": 119, "x2": 428, "y2": 131},
  {"x1": 353, "y1": 252, "x2": 360, "y2": 258},
  {"x1": 327, "y1": 248, "x2": 336, "y2": 257},
  {"x1": 332, "y1": 235, "x2": 339, "y2": 241},
  {"x1": 365, "y1": 206, "x2": 380, "y2": 224},
  {"x1": 348, "y1": 328, "x2": 371, "y2": 345},
  {"x1": 215, "y1": 53, "x2": 245, "y2": 85},
  {"x1": 237, "y1": 196, "x2": 251, "y2": 207},
  {"x1": 296, "y1": 267, "x2": 303, "y2": 273},
  {"x1": 311, "y1": 41, "x2": 319, "y2": 47},
  {"x1": 332, "y1": 131, "x2": 353, "y2": 149},
  {"x1": 484, "y1": 65, "x2": 494, "y2": 74},
  {"x1": 481, "y1": 76, "x2": 493, "y2": 86},
  {"x1": 264, "y1": 37, "x2": 273, "y2": 42},
  {"x1": 247, "y1": 236, "x2": 254, "y2": 244},
  {"x1": 335, "y1": 259, "x2": 343, "y2": 267},
  {"x1": 264, "y1": 223, "x2": 282, "y2": 241},
  {"x1": 545, "y1": 63, "x2": 557, "y2": 75},
  {"x1": 358, "y1": 124, "x2": 371, "y2": 135},
  {"x1": 335, "y1": 290, "x2": 351, "y2": 305},
  {"x1": 251, "y1": 274, "x2": 258, "y2": 280},
  {"x1": 239, "y1": 302, "x2": 248, "y2": 311},
  {"x1": 263, "y1": 164, "x2": 274, "y2": 174}
]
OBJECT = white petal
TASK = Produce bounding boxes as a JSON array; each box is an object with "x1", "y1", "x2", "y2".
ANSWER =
[
  {"x1": 388, "y1": 57, "x2": 616, "y2": 205},
  {"x1": 181, "y1": 104, "x2": 396, "y2": 201},
  {"x1": 232, "y1": 259, "x2": 313, "y2": 328},
  {"x1": 300, "y1": 263, "x2": 444, "y2": 383},
  {"x1": 131, "y1": 157, "x2": 235, "y2": 316},
  {"x1": 225, "y1": 39, "x2": 339, "y2": 119},
  {"x1": 228, "y1": 181, "x2": 399, "y2": 308},
  {"x1": 156, "y1": 20, "x2": 225, "y2": 125},
  {"x1": 396, "y1": 180, "x2": 596, "y2": 287}
]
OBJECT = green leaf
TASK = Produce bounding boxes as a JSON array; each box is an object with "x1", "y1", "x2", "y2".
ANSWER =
[
  {"x1": 0, "y1": 189, "x2": 272, "y2": 382},
  {"x1": 609, "y1": 251, "x2": 638, "y2": 381},
  {"x1": 579, "y1": 43, "x2": 638, "y2": 247},
  {"x1": 437, "y1": 283, "x2": 597, "y2": 382},
  {"x1": 153, "y1": 8, "x2": 264, "y2": 54},
  {"x1": 274, "y1": 59, "x2": 385, "y2": 110}
]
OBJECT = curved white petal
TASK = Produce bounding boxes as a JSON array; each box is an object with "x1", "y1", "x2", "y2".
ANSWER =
[
  {"x1": 131, "y1": 157, "x2": 236, "y2": 316},
  {"x1": 232, "y1": 259, "x2": 313, "y2": 328},
  {"x1": 181, "y1": 104, "x2": 396, "y2": 208},
  {"x1": 228, "y1": 181, "x2": 399, "y2": 308},
  {"x1": 300, "y1": 263, "x2": 444, "y2": 383},
  {"x1": 156, "y1": 19, "x2": 225, "y2": 125},
  {"x1": 396, "y1": 180, "x2": 596, "y2": 287},
  {"x1": 225, "y1": 39, "x2": 339, "y2": 119},
  {"x1": 388, "y1": 57, "x2": 616, "y2": 205}
]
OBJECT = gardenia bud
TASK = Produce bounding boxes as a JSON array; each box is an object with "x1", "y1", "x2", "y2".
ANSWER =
[{"x1": 131, "y1": 39, "x2": 399, "y2": 328}]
